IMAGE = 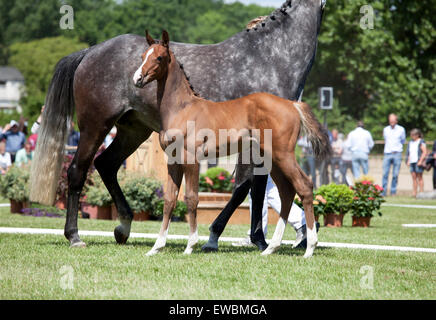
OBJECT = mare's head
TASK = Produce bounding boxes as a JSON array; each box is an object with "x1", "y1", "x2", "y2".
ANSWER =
[{"x1": 133, "y1": 30, "x2": 171, "y2": 88}]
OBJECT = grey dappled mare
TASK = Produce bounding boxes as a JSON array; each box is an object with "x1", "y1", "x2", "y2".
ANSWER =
[{"x1": 30, "y1": 0, "x2": 325, "y2": 248}]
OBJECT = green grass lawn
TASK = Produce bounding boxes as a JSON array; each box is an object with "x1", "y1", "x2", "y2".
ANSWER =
[{"x1": 0, "y1": 196, "x2": 435, "y2": 299}]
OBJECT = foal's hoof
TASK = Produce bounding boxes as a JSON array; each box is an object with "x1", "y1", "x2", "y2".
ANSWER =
[
  {"x1": 114, "y1": 226, "x2": 129, "y2": 244},
  {"x1": 201, "y1": 242, "x2": 218, "y2": 253},
  {"x1": 70, "y1": 241, "x2": 86, "y2": 248}
]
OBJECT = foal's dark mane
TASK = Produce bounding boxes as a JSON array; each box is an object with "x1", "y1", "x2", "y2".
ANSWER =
[{"x1": 176, "y1": 59, "x2": 201, "y2": 98}]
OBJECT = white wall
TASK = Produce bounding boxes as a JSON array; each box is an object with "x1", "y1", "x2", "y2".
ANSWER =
[{"x1": 0, "y1": 80, "x2": 24, "y2": 112}]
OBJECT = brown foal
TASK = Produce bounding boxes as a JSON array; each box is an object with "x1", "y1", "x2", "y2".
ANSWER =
[{"x1": 134, "y1": 31, "x2": 327, "y2": 258}]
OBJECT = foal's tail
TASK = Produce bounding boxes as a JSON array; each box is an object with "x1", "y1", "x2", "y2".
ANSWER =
[
  {"x1": 30, "y1": 48, "x2": 89, "y2": 205},
  {"x1": 293, "y1": 102, "x2": 332, "y2": 159}
]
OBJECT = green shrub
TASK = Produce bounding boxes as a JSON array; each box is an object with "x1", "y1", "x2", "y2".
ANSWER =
[
  {"x1": 315, "y1": 183, "x2": 354, "y2": 215},
  {"x1": 122, "y1": 176, "x2": 163, "y2": 214},
  {"x1": 0, "y1": 166, "x2": 30, "y2": 202},
  {"x1": 153, "y1": 199, "x2": 187, "y2": 220},
  {"x1": 84, "y1": 171, "x2": 112, "y2": 207}
]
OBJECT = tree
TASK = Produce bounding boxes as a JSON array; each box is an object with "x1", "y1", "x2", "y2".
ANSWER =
[
  {"x1": 8, "y1": 37, "x2": 88, "y2": 121},
  {"x1": 304, "y1": 0, "x2": 436, "y2": 139}
]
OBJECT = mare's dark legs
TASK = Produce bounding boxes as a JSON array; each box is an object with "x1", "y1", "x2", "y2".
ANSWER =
[
  {"x1": 65, "y1": 129, "x2": 109, "y2": 247},
  {"x1": 249, "y1": 174, "x2": 268, "y2": 250},
  {"x1": 201, "y1": 170, "x2": 268, "y2": 252},
  {"x1": 201, "y1": 178, "x2": 251, "y2": 252},
  {"x1": 94, "y1": 114, "x2": 152, "y2": 244}
]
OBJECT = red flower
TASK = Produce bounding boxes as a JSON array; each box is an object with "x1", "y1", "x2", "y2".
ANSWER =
[
  {"x1": 230, "y1": 178, "x2": 235, "y2": 183},
  {"x1": 205, "y1": 177, "x2": 213, "y2": 186},
  {"x1": 218, "y1": 175, "x2": 225, "y2": 181},
  {"x1": 353, "y1": 196, "x2": 359, "y2": 200},
  {"x1": 361, "y1": 180, "x2": 371, "y2": 185},
  {"x1": 374, "y1": 184, "x2": 383, "y2": 191},
  {"x1": 368, "y1": 197, "x2": 375, "y2": 200}
]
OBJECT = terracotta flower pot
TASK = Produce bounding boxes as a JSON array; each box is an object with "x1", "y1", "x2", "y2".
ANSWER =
[
  {"x1": 81, "y1": 202, "x2": 98, "y2": 219},
  {"x1": 55, "y1": 197, "x2": 67, "y2": 210},
  {"x1": 133, "y1": 211, "x2": 150, "y2": 221},
  {"x1": 111, "y1": 204, "x2": 118, "y2": 220},
  {"x1": 10, "y1": 199, "x2": 24, "y2": 214},
  {"x1": 324, "y1": 213, "x2": 344, "y2": 227},
  {"x1": 96, "y1": 206, "x2": 112, "y2": 220},
  {"x1": 352, "y1": 216, "x2": 371, "y2": 227}
]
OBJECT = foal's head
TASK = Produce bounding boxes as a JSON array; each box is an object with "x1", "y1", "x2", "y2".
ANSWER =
[{"x1": 133, "y1": 30, "x2": 171, "y2": 88}]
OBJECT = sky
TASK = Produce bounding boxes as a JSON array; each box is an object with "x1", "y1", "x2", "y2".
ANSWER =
[{"x1": 223, "y1": 0, "x2": 285, "y2": 7}]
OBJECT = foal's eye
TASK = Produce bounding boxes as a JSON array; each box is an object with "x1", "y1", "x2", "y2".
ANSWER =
[{"x1": 157, "y1": 56, "x2": 162, "y2": 62}]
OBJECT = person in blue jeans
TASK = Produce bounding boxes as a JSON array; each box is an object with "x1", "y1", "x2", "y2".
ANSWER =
[
  {"x1": 382, "y1": 114, "x2": 406, "y2": 196},
  {"x1": 346, "y1": 121, "x2": 374, "y2": 179}
]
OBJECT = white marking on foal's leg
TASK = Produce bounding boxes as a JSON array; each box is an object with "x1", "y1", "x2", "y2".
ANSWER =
[
  {"x1": 303, "y1": 224, "x2": 318, "y2": 259},
  {"x1": 183, "y1": 228, "x2": 198, "y2": 255},
  {"x1": 146, "y1": 225, "x2": 169, "y2": 256},
  {"x1": 261, "y1": 217, "x2": 286, "y2": 256}
]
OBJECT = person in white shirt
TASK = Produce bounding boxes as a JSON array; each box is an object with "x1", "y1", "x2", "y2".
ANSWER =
[
  {"x1": 0, "y1": 141, "x2": 12, "y2": 174},
  {"x1": 345, "y1": 121, "x2": 374, "y2": 179},
  {"x1": 340, "y1": 133, "x2": 353, "y2": 185},
  {"x1": 406, "y1": 129, "x2": 427, "y2": 197},
  {"x1": 382, "y1": 114, "x2": 406, "y2": 196}
]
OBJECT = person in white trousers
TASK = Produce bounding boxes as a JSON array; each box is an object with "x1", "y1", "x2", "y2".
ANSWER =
[{"x1": 233, "y1": 175, "x2": 313, "y2": 248}]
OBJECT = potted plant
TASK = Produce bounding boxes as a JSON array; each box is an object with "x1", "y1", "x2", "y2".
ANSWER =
[
  {"x1": 294, "y1": 194, "x2": 327, "y2": 222},
  {"x1": 83, "y1": 172, "x2": 113, "y2": 220},
  {"x1": 0, "y1": 166, "x2": 30, "y2": 213},
  {"x1": 57, "y1": 154, "x2": 94, "y2": 210},
  {"x1": 199, "y1": 167, "x2": 235, "y2": 193},
  {"x1": 122, "y1": 176, "x2": 163, "y2": 221},
  {"x1": 153, "y1": 199, "x2": 187, "y2": 222},
  {"x1": 316, "y1": 183, "x2": 354, "y2": 227},
  {"x1": 350, "y1": 181, "x2": 384, "y2": 227}
]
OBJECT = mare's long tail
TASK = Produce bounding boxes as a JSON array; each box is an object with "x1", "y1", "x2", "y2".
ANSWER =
[{"x1": 29, "y1": 48, "x2": 89, "y2": 205}]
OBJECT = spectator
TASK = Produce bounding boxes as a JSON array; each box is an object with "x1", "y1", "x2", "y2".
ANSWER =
[
  {"x1": 297, "y1": 135, "x2": 317, "y2": 189},
  {"x1": 340, "y1": 133, "x2": 353, "y2": 185},
  {"x1": 30, "y1": 105, "x2": 45, "y2": 135},
  {"x1": 316, "y1": 128, "x2": 332, "y2": 186},
  {"x1": 29, "y1": 105, "x2": 45, "y2": 151},
  {"x1": 406, "y1": 129, "x2": 427, "y2": 198},
  {"x1": 426, "y1": 141, "x2": 436, "y2": 190},
  {"x1": 0, "y1": 141, "x2": 12, "y2": 174},
  {"x1": 330, "y1": 129, "x2": 343, "y2": 184},
  {"x1": 66, "y1": 121, "x2": 80, "y2": 154},
  {"x1": 0, "y1": 120, "x2": 26, "y2": 163},
  {"x1": 15, "y1": 141, "x2": 34, "y2": 167},
  {"x1": 382, "y1": 113, "x2": 406, "y2": 196},
  {"x1": 104, "y1": 127, "x2": 117, "y2": 149},
  {"x1": 346, "y1": 121, "x2": 374, "y2": 179}
]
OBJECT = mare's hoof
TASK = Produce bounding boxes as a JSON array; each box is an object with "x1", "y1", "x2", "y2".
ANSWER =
[
  {"x1": 70, "y1": 241, "x2": 86, "y2": 248},
  {"x1": 201, "y1": 242, "x2": 218, "y2": 253},
  {"x1": 251, "y1": 238, "x2": 268, "y2": 251},
  {"x1": 114, "y1": 226, "x2": 129, "y2": 244}
]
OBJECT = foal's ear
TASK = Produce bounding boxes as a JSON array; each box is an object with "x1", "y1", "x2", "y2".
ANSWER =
[
  {"x1": 161, "y1": 30, "x2": 170, "y2": 48},
  {"x1": 145, "y1": 30, "x2": 155, "y2": 46}
]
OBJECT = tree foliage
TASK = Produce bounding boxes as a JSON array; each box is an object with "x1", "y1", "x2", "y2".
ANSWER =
[
  {"x1": 0, "y1": 0, "x2": 434, "y2": 138},
  {"x1": 8, "y1": 37, "x2": 88, "y2": 119},
  {"x1": 305, "y1": 0, "x2": 436, "y2": 139}
]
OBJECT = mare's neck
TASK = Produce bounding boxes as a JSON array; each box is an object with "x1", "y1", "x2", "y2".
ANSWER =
[{"x1": 157, "y1": 53, "x2": 197, "y2": 130}]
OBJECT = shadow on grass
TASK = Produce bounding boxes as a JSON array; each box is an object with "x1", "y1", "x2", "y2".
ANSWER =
[{"x1": 39, "y1": 238, "x2": 333, "y2": 257}]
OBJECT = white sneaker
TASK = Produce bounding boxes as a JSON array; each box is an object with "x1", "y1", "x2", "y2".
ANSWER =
[{"x1": 231, "y1": 236, "x2": 255, "y2": 247}]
